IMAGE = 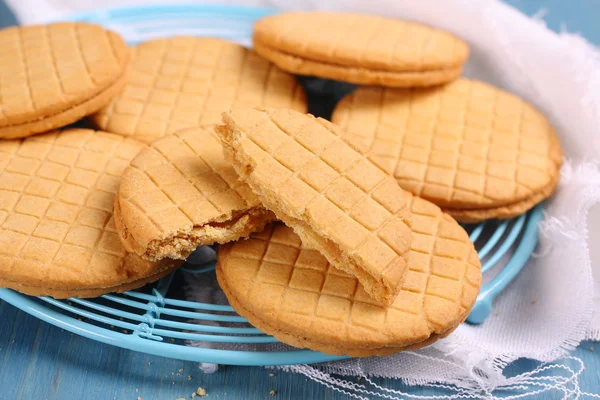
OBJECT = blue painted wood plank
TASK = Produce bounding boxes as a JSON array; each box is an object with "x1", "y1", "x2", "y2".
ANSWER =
[{"x1": 1, "y1": 300, "x2": 600, "y2": 399}]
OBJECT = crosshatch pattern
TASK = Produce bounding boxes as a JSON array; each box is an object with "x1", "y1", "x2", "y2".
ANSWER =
[
  {"x1": 253, "y1": 12, "x2": 468, "y2": 72},
  {"x1": 218, "y1": 200, "x2": 481, "y2": 351},
  {"x1": 117, "y1": 126, "x2": 273, "y2": 259},
  {"x1": 332, "y1": 79, "x2": 563, "y2": 209},
  {"x1": 0, "y1": 129, "x2": 171, "y2": 292},
  {"x1": 220, "y1": 108, "x2": 414, "y2": 304},
  {"x1": 0, "y1": 23, "x2": 129, "y2": 127},
  {"x1": 90, "y1": 37, "x2": 307, "y2": 144}
]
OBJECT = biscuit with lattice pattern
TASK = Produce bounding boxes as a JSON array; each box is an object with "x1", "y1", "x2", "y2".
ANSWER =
[
  {"x1": 90, "y1": 37, "x2": 306, "y2": 144},
  {"x1": 253, "y1": 12, "x2": 468, "y2": 87},
  {"x1": 115, "y1": 126, "x2": 275, "y2": 261},
  {"x1": 0, "y1": 23, "x2": 129, "y2": 139},
  {"x1": 217, "y1": 108, "x2": 413, "y2": 305},
  {"x1": 0, "y1": 129, "x2": 181, "y2": 298},
  {"x1": 217, "y1": 201, "x2": 481, "y2": 356},
  {"x1": 332, "y1": 80, "x2": 562, "y2": 222}
]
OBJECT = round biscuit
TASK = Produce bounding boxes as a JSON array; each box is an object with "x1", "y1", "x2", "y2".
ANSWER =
[
  {"x1": 253, "y1": 12, "x2": 468, "y2": 87},
  {"x1": 444, "y1": 178, "x2": 558, "y2": 223},
  {"x1": 0, "y1": 129, "x2": 181, "y2": 298},
  {"x1": 332, "y1": 79, "x2": 563, "y2": 217},
  {"x1": 0, "y1": 23, "x2": 130, "y2": 139},
  {"x1": 90, "y1": 37, "x2": 307, "y2": 144},
  {"x1": 216, "y1": 195, "x2": 481, "y2": 357},
  {"x1": 115, "y1": 126, "x2": 275, "y2": 261}
]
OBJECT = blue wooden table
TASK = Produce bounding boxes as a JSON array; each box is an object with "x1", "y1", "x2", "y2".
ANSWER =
[{"x1": 1, "y1": 1, "x2": 600, "y2": 399}]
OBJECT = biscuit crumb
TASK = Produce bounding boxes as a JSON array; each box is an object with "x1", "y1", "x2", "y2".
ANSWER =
[
  {"x1": 137, "y1": 397, "x2": 142, "y2": 400},
  {"x1": 269, "y1": 390, "x2": 276, "y2": 396},
  {"x1": 530, "y1": 300, "x2": 536, "y2": 305},
  {"x1": 188, "y1": 376, "x2": 193, "y2": 380},
  {"x1": 179, "y1": 368, "x2": 184, "y2": 372},
  {"x1": 196, "y1": 387, "x2": 207, "y2": 396},
  {"x1": 268, "y1": 373, "x2": 275, "y2": 377},
  {"x1": 177, "y1": 398, "x2": 185, "y2": 400},
  {"x1": 148, "y1": 362, "x2": 152, "y2": 366},
  {"x1": 191, "y1": 393, "x2": 196, "y2": 398}
]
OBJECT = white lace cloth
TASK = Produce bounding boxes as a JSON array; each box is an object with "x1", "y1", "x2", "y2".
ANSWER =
[{"x1": 8, "y1": 0, "x2": 600, "y2": 395}]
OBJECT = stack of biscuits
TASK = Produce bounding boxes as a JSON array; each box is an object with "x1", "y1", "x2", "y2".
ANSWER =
[{"x1": 0, "y1": 11, "x2": 562, "y2": 357}]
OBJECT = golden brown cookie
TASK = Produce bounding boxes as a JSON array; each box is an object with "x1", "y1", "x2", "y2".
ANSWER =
[
  {"x1": 444, "y1": 179, "x2": 557, "y2": 223},
  {"x1": 0, "y1": 129, "x2": 182, "y2": 298},
  {"x1": 0, "y1": 23, "x2": 130, "y2": 139},
  {"x1": 253, "y1": 12, "x2": 468, "y2": 87},
  {"x1": 90, "y1": 37, "x2": 307, "y2": 144},
  {"x1": 115, "y1": 125, "x2": 275, "y2": 261},
  {"x1": 1, "y1": 258, "x2": 179, "y2": 298},
  {"x1": 217, "y1": 196, "x2": 481, "y2": 356},
  {"x1": 331, "y1": 80, "x2": 563, "y2": 222},
  {"x1": 217, "y1": 108, "x2": 413, "y2": 305}
]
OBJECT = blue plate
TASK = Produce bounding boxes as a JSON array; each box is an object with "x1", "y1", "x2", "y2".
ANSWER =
[{"x1": 0, "y1": 4, "x2": 544, "y2": 366}]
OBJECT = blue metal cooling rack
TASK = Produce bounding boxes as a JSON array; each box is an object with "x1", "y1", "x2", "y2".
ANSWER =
[{"x1": 0, "y1": 4, "x2": 545, "y2": 366}]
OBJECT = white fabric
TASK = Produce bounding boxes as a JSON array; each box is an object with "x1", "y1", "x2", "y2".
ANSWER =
[{"x1": 8, "y1": 0, "x2": 600, "y2": 393}]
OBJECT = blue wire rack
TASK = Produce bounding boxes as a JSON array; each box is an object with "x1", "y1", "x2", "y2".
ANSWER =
[{"x1": 0, "y1": 4, "x2": 545, "y2": 366}]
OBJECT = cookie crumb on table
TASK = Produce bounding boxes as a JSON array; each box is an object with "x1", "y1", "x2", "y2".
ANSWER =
[
  {"x1": 269, "y1": 390, "x2": 276, "y2": 396},
  {"x1": 196, "y1": 387, "x2": 207, "y2": 396}
]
